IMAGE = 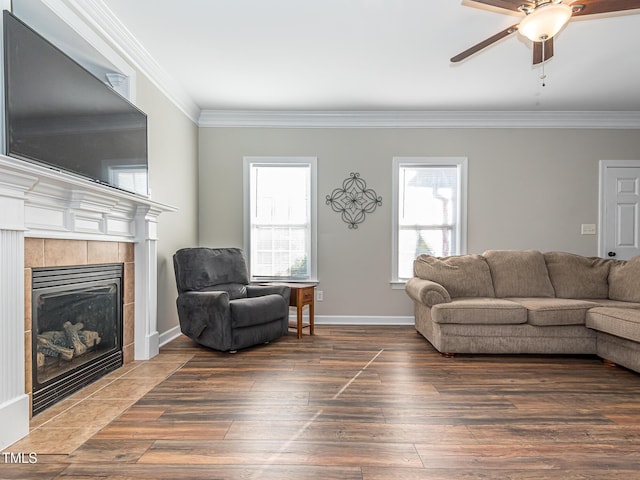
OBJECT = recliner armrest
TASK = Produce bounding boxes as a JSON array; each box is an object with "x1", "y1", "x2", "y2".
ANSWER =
[
  {"x1": 230, "y1": 294, "x2": 288, "y2": 328},
  {"x1": 247, "y1": 284, "x2": 291, "y2": 305},
  {"x1": 405, "y1": 278, "x2": 451, "y2": 307},
  {"x1": 176, "y1": 290, "x2": 230, "y2": 339}
]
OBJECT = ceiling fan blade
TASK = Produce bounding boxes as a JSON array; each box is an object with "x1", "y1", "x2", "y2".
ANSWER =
[
  {"x1": 569, "y1": 0, "x2": 640, "y2": 16},
  {"x1": 465, "y1": 0, "x2": 530, "y2": 13},
  {"x1": 450, "y1": 24, "x2": 519, "y2": 62},
  {"x1": 532, "y1": 37, "x2": 554, "y2": 65}
]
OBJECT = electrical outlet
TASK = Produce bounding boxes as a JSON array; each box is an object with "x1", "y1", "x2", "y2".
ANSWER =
[
  {"x1": 581, "y1": 224, "x2": 597, "y2": 235},
  {"x1": 316, "y1": 290, "x2": 323, "y2": 301}
]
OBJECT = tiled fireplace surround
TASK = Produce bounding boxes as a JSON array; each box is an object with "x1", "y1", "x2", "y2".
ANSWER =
[
  {"x1": 24, "y1": 238, "x2": 137, "y2": 404},
  {"x1": 0, "y1": 155, "x2": 173, "y2": 449}
]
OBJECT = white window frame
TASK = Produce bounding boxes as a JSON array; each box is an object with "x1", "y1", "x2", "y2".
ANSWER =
[
  {"x1": 243, "y1": 156, "x2": 318, "y2": 282},
  {"x1": 391, "y1": 157, "x2": 468, "y2": 288}
]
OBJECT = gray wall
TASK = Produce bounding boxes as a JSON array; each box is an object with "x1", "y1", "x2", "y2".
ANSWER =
[
  {"x1": 135, "y1": 74, "x2": 199, "y2": 335},
  {"x1": 198, "y1": 127, "x2": 640, "y2": 318}
]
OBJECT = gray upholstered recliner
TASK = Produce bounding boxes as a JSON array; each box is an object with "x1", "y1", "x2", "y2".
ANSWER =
[{"x1": 173, "y1": 247, "x2": 290, "y2": 352}]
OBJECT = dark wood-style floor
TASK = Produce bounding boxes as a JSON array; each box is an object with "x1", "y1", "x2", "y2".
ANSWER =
[{"x1": 4, "y1": 326, "x2": 640, "y2": 479}]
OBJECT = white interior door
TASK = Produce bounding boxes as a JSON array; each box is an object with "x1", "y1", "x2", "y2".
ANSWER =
[{"x1": 599, "y1": 161, "x2": 640, "y2": 260}]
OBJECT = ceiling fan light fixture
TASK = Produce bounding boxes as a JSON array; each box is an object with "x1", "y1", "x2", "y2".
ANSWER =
[{"x1": 518, "y1": 3, "x2": 572, "y2": 42}]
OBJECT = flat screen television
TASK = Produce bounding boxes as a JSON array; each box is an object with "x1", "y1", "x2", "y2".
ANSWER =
[{"x1": 3, "y1": 11, "x2": 148, "y2": 196}]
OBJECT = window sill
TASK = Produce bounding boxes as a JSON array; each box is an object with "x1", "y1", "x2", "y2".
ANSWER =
[
  {"x1": 251, "y1": 279, "x2": 319, "y2": 285},
  {"x1": 390, "y1": 280, "x2": 407, "y2": 290}
]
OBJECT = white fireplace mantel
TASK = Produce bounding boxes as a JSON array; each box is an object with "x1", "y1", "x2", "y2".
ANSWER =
[{"x1": 0, "y1": 154, "x2": 175, "y2": 449}]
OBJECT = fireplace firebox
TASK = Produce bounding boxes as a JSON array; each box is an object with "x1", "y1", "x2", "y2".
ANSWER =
[{"x1": 31, "y1": 263, "x2": 123, "y2": 415}]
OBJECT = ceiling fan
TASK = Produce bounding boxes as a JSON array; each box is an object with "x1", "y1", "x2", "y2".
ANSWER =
[{"x1": 451, "y1": 0, "x2": 640, "y2": 65}]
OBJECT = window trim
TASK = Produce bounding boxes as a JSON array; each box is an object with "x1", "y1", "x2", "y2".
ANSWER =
[
  {"x1": 243, "y1": 156, "x2": 318, "y2": 282},
  {"x1": 391, "y1": 156, "x2": 468, "y2": 288}
]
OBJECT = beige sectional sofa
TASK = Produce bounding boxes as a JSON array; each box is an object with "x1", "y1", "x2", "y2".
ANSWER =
[{"x1": 405, "y1": 250, "x2": 640, "y2": 373}]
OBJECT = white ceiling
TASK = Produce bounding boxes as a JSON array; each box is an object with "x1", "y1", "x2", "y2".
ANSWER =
[{"x1": 96, "y1": 0, "x2": 640, "y2": 113}]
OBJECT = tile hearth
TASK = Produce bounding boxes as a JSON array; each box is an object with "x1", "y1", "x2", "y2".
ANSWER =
[{"x1": 9, "y1": 351, "x2": 193, "y2": 454}]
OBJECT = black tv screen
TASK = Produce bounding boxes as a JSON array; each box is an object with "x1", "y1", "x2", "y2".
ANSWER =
[{"x1": 3, "y1": 11, "x2": 148, "y2": 196}]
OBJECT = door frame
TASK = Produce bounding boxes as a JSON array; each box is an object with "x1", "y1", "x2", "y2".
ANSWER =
[{"x1": 598, "y1": 159, "x2": 640, "y2": 258}]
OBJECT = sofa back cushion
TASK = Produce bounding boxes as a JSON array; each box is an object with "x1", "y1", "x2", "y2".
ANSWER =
[
  {"x1": 483, "y1": 249, "x2": 555, "y2": 298},
  {"x1": 413, "y1": 254, "x2": 495, "y2": 298},
  {"x1": 609, "y1": 256, "x2": 640, "y2": 302},
  {"x1": 543, "y1": 251, "x2": 611, "y2": 299}
]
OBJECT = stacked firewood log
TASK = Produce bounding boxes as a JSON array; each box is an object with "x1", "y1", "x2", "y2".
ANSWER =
[{"x1": 36, "y1": 321, "x2": 102, "y2": 368}]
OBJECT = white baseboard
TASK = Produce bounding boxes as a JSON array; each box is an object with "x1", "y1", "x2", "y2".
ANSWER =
[
  {"x1": 158, "y1": 325, "x2": 182, "y2": 347},
  {"x1": 0, "y1": 394, "x2": 30, "y2": 450},
  {"x1": 292, "y1": 314, "x2": 414, "y2": 326}
]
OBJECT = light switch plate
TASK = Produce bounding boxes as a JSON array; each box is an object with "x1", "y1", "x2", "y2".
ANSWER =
[{"x1": 581, "y1": 224, "x2": 597, "y2": 235}]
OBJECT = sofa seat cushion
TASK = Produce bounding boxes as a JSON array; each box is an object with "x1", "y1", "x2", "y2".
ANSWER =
[
  {"x1": 230, "y1": 294, "x2": 287, "y2": 328},
  {"x1": 582, "y1": 298, "x2": 640, "y2": 309},
  {"x1": 608, "y1": 256, "x2": 640, "y2": 302},
  {"x1": 506, "y1": 298, "x2": 598, "y2": 326},
  {"x1": 543, "y1": 251, "x2": 611, "y2": 299},
  {"x1": 413, "y1": 254, "x2": 495, "y2": 298},
  {"x1": 432, "y1": 298, "x2": 527, "y2": 325},
  {"x1": 586, "y1": 307, "x2": 640, "y2": 342},
  {"x1": 483, "y1": 250, "x2": 555, "y2": 298}
]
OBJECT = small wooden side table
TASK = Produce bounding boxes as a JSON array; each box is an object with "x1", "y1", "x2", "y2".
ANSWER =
[{"x1": 271, "y1": 283, "x2": 315, "y2": 338}]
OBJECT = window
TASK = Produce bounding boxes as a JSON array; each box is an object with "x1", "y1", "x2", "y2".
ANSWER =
[
  {"x1": 109, "y1": 166, "x2": 148, "y2": 196},
  {"x1": 392, "y1": 157, "x2": 467, "y2": 284},
  {"x1": 243, "y1": 157, "x2": 317, "y2": 281}
]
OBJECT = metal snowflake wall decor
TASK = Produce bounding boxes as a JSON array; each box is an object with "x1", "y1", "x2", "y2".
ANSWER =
[{"x1": 326, "y1": 172, "x2": 382, "y2": 229}]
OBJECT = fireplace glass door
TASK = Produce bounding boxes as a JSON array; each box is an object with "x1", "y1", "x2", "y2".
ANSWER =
[{"x1": 32, "y1": 264, "x2": 123, "y2": 414}]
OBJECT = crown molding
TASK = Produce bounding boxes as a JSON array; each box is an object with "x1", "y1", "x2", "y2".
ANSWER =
[
  {"x1": 33, "y1": 1, "x2": 640, "y2": 130},
  {"x1": 199, "y1": 110, "x2": 640, "y2": 129},
  {"x1": 67, "y1": 0, "x2": 200, "y2": 124}
]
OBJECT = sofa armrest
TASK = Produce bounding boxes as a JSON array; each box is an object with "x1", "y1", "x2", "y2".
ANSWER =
[{"x1": 405, "y1": 277, "x2": 451, "y2": 307}]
